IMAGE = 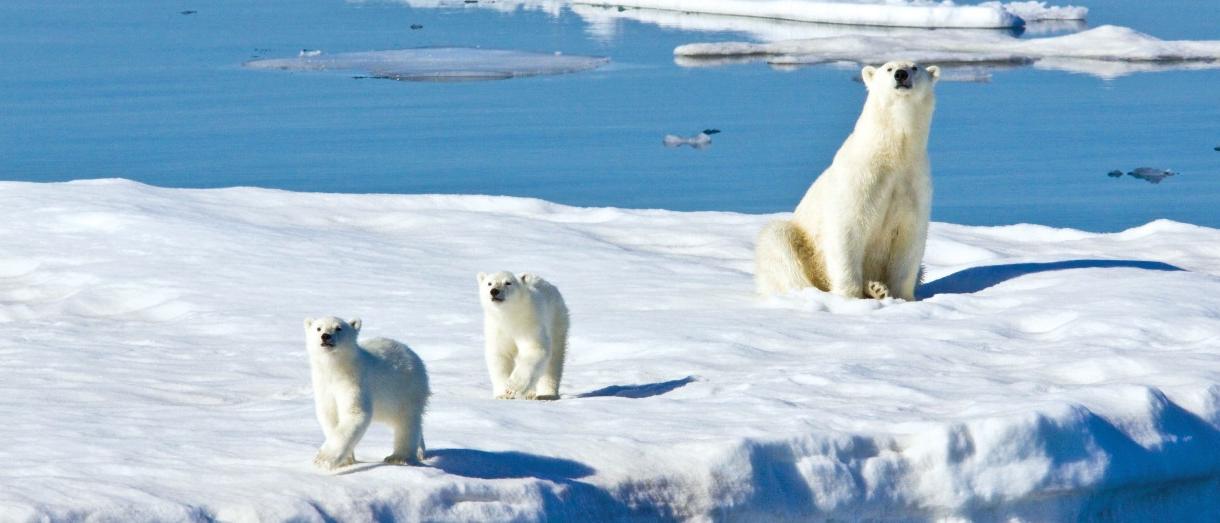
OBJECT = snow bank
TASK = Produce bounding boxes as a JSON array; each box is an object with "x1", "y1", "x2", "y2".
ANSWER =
[
  {"x1": 983, "y1": 0, "x2": 1086, "y2": 21},
  {"x1": 676, "y1": 25, "x2": 1220, "y2": 79},
  {"x1": 243, "y1": 47, "x2": 608, "y2": 81},
  {"x1": 4, "y1": 180, "x2": 1220, "y2": 520}
]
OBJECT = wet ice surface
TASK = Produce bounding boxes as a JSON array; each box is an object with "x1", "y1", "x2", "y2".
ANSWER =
[{"x1": 244, "y1": 47, "x2": 609, "y2": 81}]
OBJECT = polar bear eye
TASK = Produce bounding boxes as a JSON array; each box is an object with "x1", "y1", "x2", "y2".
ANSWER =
[
  {"x1": 335, "y1": 327, "x2": 342, "y2": 332},
  {"x1": 505, "y1": 282, "x2": 512, "y2": 286},
  {"x1": 316, "y1": 327, "x2": 320, "y2": 332},
  {"x1": 886, "y1": 67, "x2": 892, "y2": 72},
  {"x1": 911, "y1": 66, "x2": 918, "y2": 71}
]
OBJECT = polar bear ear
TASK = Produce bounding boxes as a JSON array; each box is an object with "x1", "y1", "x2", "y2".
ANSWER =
[
  {"x1": 926, "y1": 65, "x2": 940, "y2": 81},
  {"x1": 304, "y1": 318, "x2": 313, "y2": 329},
  {"x1": 518, "y1": 272, "x2": 535, "y2": 284},
  {"x1": 477, "y1": 272, "x2": 487, "y2": 284},
  {"x1": 349, "y1": 318, "x2": 362, "y2": 332},
  {"x1": 861, "y1": 65, "x2": 876, "y2": 85}
]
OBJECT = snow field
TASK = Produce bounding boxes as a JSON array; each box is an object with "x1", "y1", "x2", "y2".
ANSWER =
[{"x1": 2, "y1": 180, "x2": 1220, "y2": 520}]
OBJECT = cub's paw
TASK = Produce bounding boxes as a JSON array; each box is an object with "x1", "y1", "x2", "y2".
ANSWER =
[
  {"x1": 313, "y1": 450, "x2": 355, "y2": 470},
  {"x1": 495, "y1": 390, "x2": 515, "y2": 400},
  {"x1": 533, "y1": 394, "x2": 559, "y2": 401},
  {"x1": 865, "y1": 281, "x2": 890, "y2": 300},
  {"x1": 384, "y1": 454, "x2": 422, "y2": 466}
]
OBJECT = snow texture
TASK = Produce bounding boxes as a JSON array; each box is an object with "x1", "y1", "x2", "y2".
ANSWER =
[
  {"x1": 3, "y1": 180, "x2": 1220, "y2": 521},
  {"x1": 243, "y1": 47, "x2": 609, "y2": 82},
  {"x1": 675, "y1": 25, "x2": 1220, "y2": 79},
  {"x1": 569, "y1": 0, "x2": 1024, "y2": 29}
]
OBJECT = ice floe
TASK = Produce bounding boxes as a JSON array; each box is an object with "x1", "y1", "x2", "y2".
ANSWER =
[{"x1": 244, "y1": 47, "x2": 609, "y2": 81}]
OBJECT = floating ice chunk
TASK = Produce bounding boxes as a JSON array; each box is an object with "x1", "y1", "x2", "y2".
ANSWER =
[
  {"x1": 569, "y1": 0, "x2": 1022, "y2": 28},
  {"x1": 1109, "y1": 168, "x2": 1177, "y2": 184},
  {"x1": 245, "y1": 47, "x2": 609, "y2": 82},
  {"x1": 983, "y1": 1, "x2": 1086, "y2": 21},
  {"x1": 663, "y1": 129, "x2": 720, "y2": 148},
  {"x1": 298, "y1": 49, "x2": 322, "y2": 57},
  {"x1": 675, "y1": 25, "x2": 1220, "y2": 79}
]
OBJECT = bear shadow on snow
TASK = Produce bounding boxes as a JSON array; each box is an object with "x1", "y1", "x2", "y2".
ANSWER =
[
  {"x1": 577, "y1": 376, "x2": 697, "y2": 400},
  {"x1": 427, "y1": 448, "x2": 595, "y2": 481},
  {"x1": 916, "y1": 259, "x2": 1184, "y2": 299}
]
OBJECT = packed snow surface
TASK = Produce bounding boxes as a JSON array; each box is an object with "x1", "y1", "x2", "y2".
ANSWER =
[
  {"x1": 676, "y1": 25, "x2": 1220, "y2": 78},
  {"x1": 4, "y1": 180, "x2": 1220, "y2": 521},
  {"x1": 243, "y1": 47, "x2": 609, "y2": 81}
]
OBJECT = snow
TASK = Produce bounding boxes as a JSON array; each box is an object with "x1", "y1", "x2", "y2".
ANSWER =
[
  {"x1": 397, "y1": 0, "x2": 1086, "y2": 28},
  {"x1": 675, "y1": 25, "x2": 1220, "y2": 79},
  {"x1": 3, "y1": 179, "x2": 1220, "y2": 520},
  {"x1": 243, "y1": 47, "x2": 609, "y2": 81}
]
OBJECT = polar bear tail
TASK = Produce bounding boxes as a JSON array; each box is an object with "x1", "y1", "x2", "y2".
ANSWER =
[{"x1": 754, "y1": 220, "x2": 824, "y2": 294}]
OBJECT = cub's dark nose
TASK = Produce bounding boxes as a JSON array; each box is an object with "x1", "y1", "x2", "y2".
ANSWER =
[
  {"x1": 490, "y1": 288, "x2": 501, "y2": 297},
  {"x1": 894, "y1": 69, "x2": 909, "y2": 81},
  {"x1": 321, "y1": 333, "x2": 332, "y2": 342}
]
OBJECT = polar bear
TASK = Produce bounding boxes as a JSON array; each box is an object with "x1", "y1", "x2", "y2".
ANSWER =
[
  {"x1": 304, "y1": 316, "x2": 430, "y2": 469},
  {"x1": 755, "y1": 60, "x2": 940, "y2": 300},
  {"x1": 477, "y1": 271, "x2": 570, "y2": 400}
]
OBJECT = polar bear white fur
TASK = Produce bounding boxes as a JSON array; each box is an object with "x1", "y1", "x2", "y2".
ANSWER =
[
  {"x1": 304, "y1": 316, "x2": 430, "y2": 469},
  {"x1": 755, "y1": 60, "x2": 940, "y2": 300},
  {"x1": 477, "y1": 271, "x2": 570, "y2": 400}
]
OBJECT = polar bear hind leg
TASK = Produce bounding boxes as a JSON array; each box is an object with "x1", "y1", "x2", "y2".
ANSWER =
[
  {"x1": 755, "y1": 220, "x2": 827, "y2": 294},
  {"x1": 534, "y1": 319, "x2": 568, "y2": 400}
]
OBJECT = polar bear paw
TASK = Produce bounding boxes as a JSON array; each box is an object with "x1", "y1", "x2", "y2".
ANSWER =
[
  {"x1": 314, "y1": 450, "x2": 356, "y2": 470},
  {"x1": 384, "y1": 454, "x2": 422, "y2": 466},
  {"x1": 866, "y1": 281, "x2": 890, "y2": 300}
]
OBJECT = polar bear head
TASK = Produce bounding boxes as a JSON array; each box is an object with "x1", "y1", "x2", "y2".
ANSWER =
[
  {"x1": 862, "y1": 61, "x2": 939, "y2": 99},
  {"x1": 304, "y1": 316, "x2": 362, "y2": 353},
  {"x1": 477, "y1": 271, "x2": 532, "y2": 309}
]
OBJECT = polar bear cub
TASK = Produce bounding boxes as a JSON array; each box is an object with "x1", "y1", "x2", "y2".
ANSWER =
[
  {"x1": 477, "y1": 271, "x2": 570, "y2": 400},
  {"x1": 755, "y1": 60, "x2": 940, "y2": 300},
  {"x1": 304, "y1": 317, "x2": 430, "y2": 469}
]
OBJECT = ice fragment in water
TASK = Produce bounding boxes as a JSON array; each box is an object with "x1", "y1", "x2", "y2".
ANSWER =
[
  {"x1": 663, "y1": 129, "x2": 720, "y2": 149},
  {"x1": 1109, "y1": 167, "x2": 1177, "y2": 184},
  {"x1": 245, "y1": 47, "x2": 609, "y2": 82}
]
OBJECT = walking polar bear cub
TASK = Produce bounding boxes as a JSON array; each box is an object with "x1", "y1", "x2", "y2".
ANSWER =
[
  {"x1": 477, "y1": 271, "x2": 569, "y2": 400},
  {"x1": 756, "y1": 61, "x2": 940, "y2": 300},
  {"x1": 305, "y1": 317, "x2": 430, "y2": 469}
]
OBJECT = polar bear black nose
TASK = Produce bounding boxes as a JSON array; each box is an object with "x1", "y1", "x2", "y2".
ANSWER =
[
  {"x1": 321, "y1": 333, "x2": 332, "y2": 341},
  {"x1": 490, "y1": 288, "x2": 501, "y2": 297},
  {"x1": 894, "y1": 69, "x2": 909, "y2": 81}
]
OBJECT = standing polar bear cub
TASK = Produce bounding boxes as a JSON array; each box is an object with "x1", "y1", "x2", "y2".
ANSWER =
[
  {"x1": 304, "y1": 317, "x2": 430, "y2": 469},
  {"x1": 756, "y1": 60, "x2": 940, "y2": 300},
  {"x1": 478, "y1": 271, "x2": 570, "y2": 400}
]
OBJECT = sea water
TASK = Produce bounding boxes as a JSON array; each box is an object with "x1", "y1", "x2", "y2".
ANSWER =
[{"x1": 1, "y1": 0, "x2": 1217, "y2": 231}]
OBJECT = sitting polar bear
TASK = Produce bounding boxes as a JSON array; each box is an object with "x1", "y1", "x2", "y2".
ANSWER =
[
  {"x1": 756, "y1": 60, "x2": 940, "y2": 300},
  {"x1": 477, "y1": 271, "x2": 569, "y2": 400},
  {"x1": 304, "y1": 317, "x2": 430, "y2": 469}
]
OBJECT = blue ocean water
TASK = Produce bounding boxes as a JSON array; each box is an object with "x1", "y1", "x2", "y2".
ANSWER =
[{"x1": 1, "y1": 0, "x2": 1217, "y2": 231}]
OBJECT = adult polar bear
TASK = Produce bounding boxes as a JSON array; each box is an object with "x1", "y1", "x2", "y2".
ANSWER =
[{"x1": 756, "y1": 61, "x2": 940, "y2": 300}]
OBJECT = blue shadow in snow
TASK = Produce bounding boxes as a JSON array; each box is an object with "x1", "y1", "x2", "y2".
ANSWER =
[
  {"x1": 428, "y1": 448, "x2": 595, "y2": 481},
  {"x1": 577, "y1": 376, "x2": 697, "y2": 399},
  {"x1": 916, "y1": 259, "x2": 1183, "y2": 299}
]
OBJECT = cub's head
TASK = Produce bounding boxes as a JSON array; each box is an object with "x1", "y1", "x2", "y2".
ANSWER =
[
  {"x1": 304, "y1": 316, "x2": 361, "y2": 353},
  {"x1": 477, "y1": 271, "x2": 530, "y2": 308},
  {"x1": 862, "y1": 61, "x2": 939, "y2": 99}
]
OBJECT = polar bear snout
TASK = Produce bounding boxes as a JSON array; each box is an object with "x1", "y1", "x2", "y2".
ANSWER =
[{"x1": 894, "y1": 68, "x2": 912, "y2": 89}]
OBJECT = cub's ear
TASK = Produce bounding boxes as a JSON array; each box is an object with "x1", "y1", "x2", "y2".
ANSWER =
[
  {"x1": 349, "y1": 318, "x2": 362, "y2": 332},
  {"x1": 304, "y1": 318, "x2": 313, "y2": 329},
  {"x1": 477, "y1": 272, "x2": 486, "y2": 284},
  {"x1": 518, "y1": 272, "x2": 536, "y2": 284},
  {"x1": 861, "y1": 65, "x2": 876, "y2": 85},
  {"x1": 926, "y1": 65, "x2": 940, "y2": 81}
]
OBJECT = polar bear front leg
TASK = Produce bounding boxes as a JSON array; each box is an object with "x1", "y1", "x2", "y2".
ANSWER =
[
  {"x1": 313, "y1": 396, "x2": 372, "y2": 469},
  {"x1": 486, "y1": 338, "x2": 515, "y2": 399},
  {"x1": 887, "y1": 222, "x2": 928, "y2": 301},
  {"x1": 503, "y1": 338, "x2": 550, "y2": 399},
  {"x1": 821, "y1": 232, "x2": 865, "y2": 298}
]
